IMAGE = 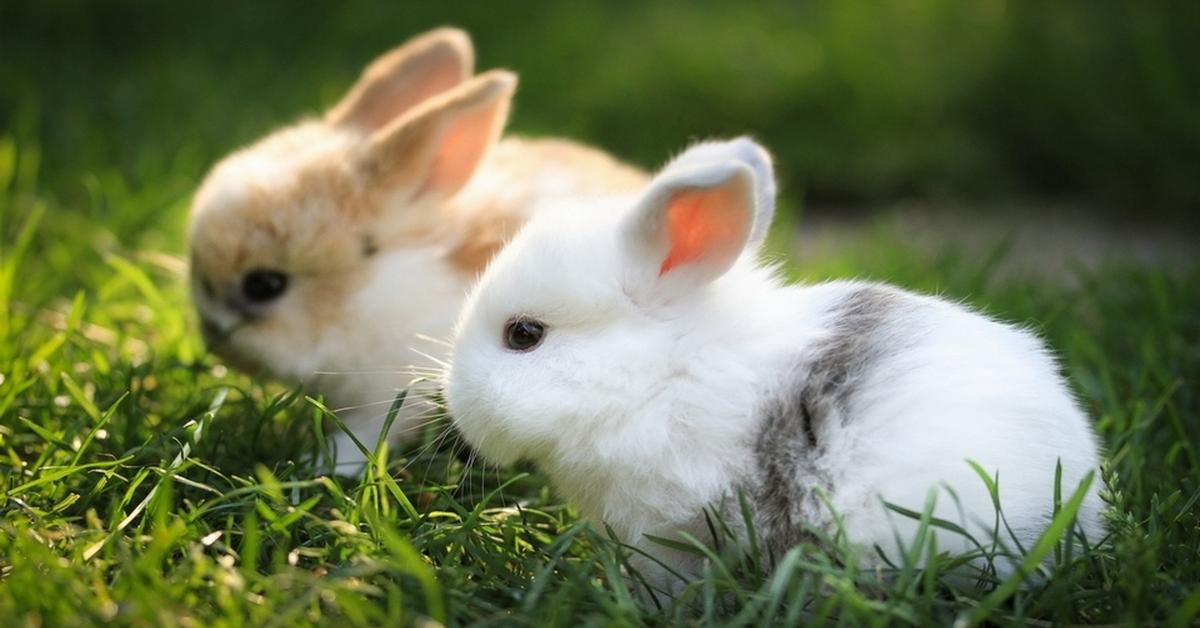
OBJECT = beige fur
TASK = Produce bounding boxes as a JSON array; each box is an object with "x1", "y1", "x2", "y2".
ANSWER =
[
  {"x1": 187, "y1": 28, "x2": 646, "y2": 463},
  {"x1": 447, "y1": 137, "x2": 647, "y2": 273}
]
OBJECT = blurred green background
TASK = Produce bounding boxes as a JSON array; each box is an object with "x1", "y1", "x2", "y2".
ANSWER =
[{"x1": 3, "y1": 0, "x2": 1199, "y2": 232}]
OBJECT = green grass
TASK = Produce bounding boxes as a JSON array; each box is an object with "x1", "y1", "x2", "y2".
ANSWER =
[{"x1": 1, "y1": 123, "x2": 1198, "y2": 625}]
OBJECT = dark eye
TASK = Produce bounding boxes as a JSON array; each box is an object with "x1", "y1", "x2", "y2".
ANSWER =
[
  {"x1": 504, "y1": 317, "x2": 545, "y2": 352},
  {"x1": 242, "y1": 269, "x2": 289, "y2": 303}
]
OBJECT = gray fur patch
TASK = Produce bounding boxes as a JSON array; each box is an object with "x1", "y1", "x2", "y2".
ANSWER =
[{"x1": 749, "y1": 285, "x2": 906, "y2": 556}]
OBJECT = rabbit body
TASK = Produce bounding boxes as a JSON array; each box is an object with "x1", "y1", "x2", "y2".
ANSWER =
[{"x1": 446, "y1": 138, "x2": 1103, "y2": 587}]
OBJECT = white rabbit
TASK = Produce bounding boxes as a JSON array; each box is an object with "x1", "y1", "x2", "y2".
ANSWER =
[
  {"x1": 187, "y1": 28, "x2": 645, "y2": 471},
  {"x1": 445, "y1": 137, "x2": 1105, "y2": 591}
]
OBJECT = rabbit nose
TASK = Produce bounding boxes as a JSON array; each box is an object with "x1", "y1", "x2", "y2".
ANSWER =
[
  {"x1": 199, "y1": 277, "x2": 217, "y2": 299},
  {"x1": 199, "y1": 316, "x2": 223, "y2": 346},
  {"x1": 223, "y1": 295, "x2": 259, "y2": 321}
]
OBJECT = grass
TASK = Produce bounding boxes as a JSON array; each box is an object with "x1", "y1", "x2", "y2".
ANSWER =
[
  {"x1": 2, "y1": 3, "x2": 1199, "y2": 624},
  {"x1": 1, "y1": 124, "x2": 1198, "y2": 625}
]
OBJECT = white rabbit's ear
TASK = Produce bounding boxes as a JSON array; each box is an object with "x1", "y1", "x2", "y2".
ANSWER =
[
  {"x1": 326, "y1": 28, "x2": 474, "y2": 131},
  {"x1": 620, "y1": 138, "x2": 775, "y2": 300},
  {"x1": 358, "y1": 70, "x2": 516, "y2": 201}
]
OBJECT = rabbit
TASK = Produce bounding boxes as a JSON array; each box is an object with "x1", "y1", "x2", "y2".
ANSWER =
[
  {"x1": 188, "y1": 28, "x2": 646, "y2": 471},
  {"x1": 445, "y1": 137, "x2": 1105, "y2": 593}
]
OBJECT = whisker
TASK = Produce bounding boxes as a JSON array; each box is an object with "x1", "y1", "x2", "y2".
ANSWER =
[
  {"x1": 331, "y1": 398, "x2": 412, "y2": 413},
  {"x1": 391, "y1": 415, "x2": 450, "y2": 435},
  {"x1": 408, "y1": 347, "x2": 451, "y2": 369},
  {"x1": 438, "y1": 438, "x2": 465, "y2": 494},
  {"x1": 465, "y1": 447, "x2": 481, "y2": 500},
  {"x1": 413, "y1": 333, "x2": 454, "y2": 349},
  {"x1": 414, "y1": 426, "x2": 459, "y2": 486},
  {"x1": 311, "y1": 369, "x2": 447, "y2": 381},
  {"x1": 492, "y1": 465, "x2": 506, "y2": 511},
  {"x1": 329, "y1": 396, "x2": 446, "y2": 417},
  {"x1": 399, "y1": 424, "x2": 456, "y2": 475},
  {"x1": 397, "y1": 447, "x2": 443, "y2": 479},
  {"x1": 313, "y1": 368, "x2": 418, "y2": 375}
]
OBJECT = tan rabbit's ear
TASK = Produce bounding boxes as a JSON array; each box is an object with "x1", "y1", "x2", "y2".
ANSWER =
[
  {"x1": 326, "y1": 27, "x2": 474, "y2": 131},
  {"x1": 359, "y1": 70, "x2": 516, "y2": 201}
]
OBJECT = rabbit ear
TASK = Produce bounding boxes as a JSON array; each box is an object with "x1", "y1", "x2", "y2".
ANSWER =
[
  {"x1": 358, "y1": 70, "x2": 516, "y2": 201},
  {"x1": 620, "y1": 138, "x2": 775, "y2": 300},
  {"x1": 326, "y1": 28, "x2": 474, "y2": 131}
]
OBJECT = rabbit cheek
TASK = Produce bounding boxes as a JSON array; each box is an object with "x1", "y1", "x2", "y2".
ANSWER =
[
  {"x1": 446, "y1": 366, "x2": 522, "y2": 465},
  {"x1": 446, "y1": 330, "x2": 563, "y2": 465}
]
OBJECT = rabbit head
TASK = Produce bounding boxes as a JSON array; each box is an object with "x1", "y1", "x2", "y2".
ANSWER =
[
  {"x1": 447, "y1": 138, "x2": 778, "y2": 468},
  {"x1": 188, "y1": 29, "x2": 516, "y2": 383}
]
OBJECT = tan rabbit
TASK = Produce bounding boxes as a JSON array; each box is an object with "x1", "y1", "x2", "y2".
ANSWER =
[{"x1": 187, "y1": 28, "x2": 645, "y2": 470}]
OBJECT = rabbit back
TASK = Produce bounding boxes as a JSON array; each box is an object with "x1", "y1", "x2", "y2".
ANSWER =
[{"x1": 750, "y1": 281, "x2": 1104, "y2": 561}]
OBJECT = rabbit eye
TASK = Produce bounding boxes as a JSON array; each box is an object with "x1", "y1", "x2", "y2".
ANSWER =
[
  {"x1": 242, "y1": 269, "x2": 289, "y2": 303},
  {"x1": 504, "y1": 317, "x2": 545, "y2": 352}
]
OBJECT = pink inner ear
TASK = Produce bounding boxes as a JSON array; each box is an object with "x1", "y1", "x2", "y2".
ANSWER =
[
  {"x1": 424, "y1": 104, "x2": 498, "y2": 196},
  {"x1": 659, "y1": 187, "x2": 746, "y2": 276}
]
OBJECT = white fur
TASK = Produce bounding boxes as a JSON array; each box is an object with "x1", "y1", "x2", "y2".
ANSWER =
[
  {"x1": 446, "y1": 138, "x2": 1105, "y2": 587},
  {"x1": 308, "y1": 246, "x2": 469, "y2": 469}
]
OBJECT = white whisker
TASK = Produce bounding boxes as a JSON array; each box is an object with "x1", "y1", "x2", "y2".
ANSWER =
[
  {"x1": 331, "y1": 397, "x2": 411, "y2": 413},
  {"x1": 413, "y1": 333, "x2": 454, "y2": 349},
  {"x1": 392, "y1": 415, "x2": 450, "y2": 434},
  {"x1": 413, "y1": 427, "x2": 459, "y2": 483},
  {"x1": 408, "y1": 347, "x2": 451, "y2": 369},
  {"x1": 313, "y1": 368, "x2": 412, "y2": 375},
  {"x1": 311, "y1": 364, "x2": 448, "y2": 376},
  {"x1": 398, "y1": 425, "x2": 456, "y2": 475}
]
